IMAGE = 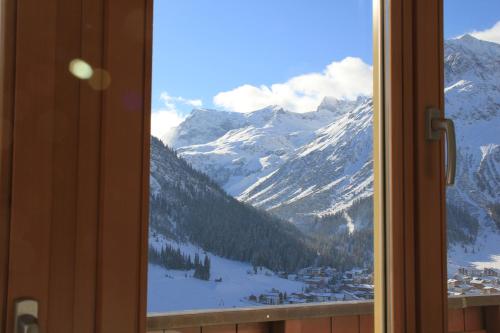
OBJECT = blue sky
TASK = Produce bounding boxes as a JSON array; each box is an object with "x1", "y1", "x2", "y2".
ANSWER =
[{"x1": 151, "y1": 0, "x2": 500, "y2": 137}]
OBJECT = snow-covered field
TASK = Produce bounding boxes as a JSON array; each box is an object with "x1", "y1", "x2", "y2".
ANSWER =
[
  {"x1": 448, "y1": 230, "x2": 500, "y2": 277},
  {"x1": 147, "y1": 235, "x2": 305, "y2": 313}
]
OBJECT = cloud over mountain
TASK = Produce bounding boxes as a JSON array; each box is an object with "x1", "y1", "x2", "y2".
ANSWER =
[
  {"x1": 151, "y1": 92, "x2": 203, "y2": 138},
  {"x1": 213, "y1": 57, "x2": 372, "y2": 113},
  {"x1": 470, "y1": 20, "x2": 500, "y2": 44}
]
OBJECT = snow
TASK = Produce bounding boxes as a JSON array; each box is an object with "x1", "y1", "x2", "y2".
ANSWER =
[
  {"x1": 344, "y1": 212, "x2": 355, "y2": 234},
  {"x1": 148, "y1": 235, "x2": 305, "y2": 313},
  {"x1": 149, "y1": 35, "x2": 500, "y2": 312},
  {"x1": 448, "y1": 231, "x2": 500, "y2": 276}
]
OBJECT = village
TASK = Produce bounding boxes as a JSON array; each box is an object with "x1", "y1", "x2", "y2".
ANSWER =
[
  {"x1": 245, "y1": 265, "x2": 500, "y2": 306},
  {"x1": 448, "y1": 266, "x2": 500, "y2": 296},
  {"x1": 245, "y1": 266, "x2": 374, "y2": 306}
]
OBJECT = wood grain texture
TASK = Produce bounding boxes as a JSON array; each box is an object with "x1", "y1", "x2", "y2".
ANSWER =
[
  {"x1": 238, "y1": 322, "x2": 271, "y2": 333},
  {"x1": 464, "y1": 307, "x2": 483, "y2": 331},
  {"x1": 484, "y1": 305, "x2": 500, "y2": 333},
  {"x1": 147, "y1": 302, "x2": 373, "y2": 330},
  {"x1": 0, "y1": 0, "x2": 16, "y2": 330},
  {"x1": 3, "y1": 0, "x2": 151, "y2": 331},
  {"x1": 202, "y1": 325, "x2": 237, "y2": 333},
  {"x1": 413, "y1": 0, "x2": 448, "y2": 330},
  {"x1": 173, "y1": 328, "x2": 202, "y2": 333},
  {"x1": 359, "y1": 314, "x2": 373, "y2": 333},
  {"x1": 385, "y1": 0, "x2": 417, "y2": 332},
  {"x1": 147, "y1": 303, "x2": 500, "y2": 333},
  {"x1": 283, "y1": 320, "x2": 302, "y2": 333},
  {"x1": 331, "y1": 315, "x2": 358, "y2": 333},
  {"x1": 47, "y1": 1, "x2": 83, "y2": 333},
  {"x1": 299, "y1": 317, "x2": 331, "y2": 333},
  {"x1": 97, "y1": 0, "x2": 151, "y2": 331},
  {"x1": 5, "y1": 0, "x2": 58, "y2": 331},
  {"x1": 448, "y1": 309, "x2": 465, "y2": 332},
  {"x1": 72, "y1": 1, "x2": 105, "y2": 332}
]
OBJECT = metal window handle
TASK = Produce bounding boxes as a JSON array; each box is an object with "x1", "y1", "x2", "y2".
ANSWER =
[
  {"x1": 14, "y1": 299, "x2": 39, "y2": 333},
  {"x1": 426, "y1": 107, "x2": 456, "y2": 186}
]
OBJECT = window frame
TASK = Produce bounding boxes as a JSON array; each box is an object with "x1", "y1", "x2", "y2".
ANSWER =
[
  {"x1": 146, "y1": 0, "x2": 390, "y2": 329},
  {"x1": 0, "y1": 0, "x2": 451, "y2": 332},
  {"x1": 383, "y1": 0, "x2": 448, "y2": 332}
]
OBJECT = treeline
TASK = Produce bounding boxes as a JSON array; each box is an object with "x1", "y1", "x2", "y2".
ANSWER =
[
  {"x1": 150, "y1": 189, "x2": 315, "y2": 273},
  {"x1": 488, "y1": 203, "x2": 500, "y2": 230},
  {"x1": 149, "y1": 244, "x2": 193, "y2": 270},
  {"x1": 148, "y1": 244, "x2": 211, "y2": 280},
  {"x1": 311, "y1": 197, "x2": 374, "y2": 271},
  {"x1": 446, "y1": 202, "x2": 479, "y2": 245},
  {"x1": 149, "y1": 137, "x2": 316, "y2": 273},
  {"x1": 193, "y1": 253, "x2": 211, "y2": 280}
]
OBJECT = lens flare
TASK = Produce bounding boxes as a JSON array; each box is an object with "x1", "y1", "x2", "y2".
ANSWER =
[
  {"x1": 88, "y1": 68, "x2": 111, "y2": 91},
  {"x1": 68, "y1": 59, "x2": 93, "y2": 80}
]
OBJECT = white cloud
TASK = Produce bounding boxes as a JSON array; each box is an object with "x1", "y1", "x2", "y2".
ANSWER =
[
  {"x1": 470, "y1": 21, "x2": 500, "y2": 44},
  {"x1": 151, "y1": 109, "x2": 185, "y2": 139},
  {"x1": 213, "y1": 57, "x2": 372, "y2": 113},
  {"x1": 151, "y1": 92, "x2": 202, "y2": 139},
  {"x1": 160, "y1": 92, "x2": 202, "y2": 108}
]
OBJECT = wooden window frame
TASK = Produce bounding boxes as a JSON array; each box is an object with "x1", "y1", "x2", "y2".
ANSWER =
[
  {"x1": 0, "y1": 0, "x2": 152, "y2": 332},
  {"x1": 0, "y1": 0, "x2": 451, "y2": 332},
  {"x1": 383, "y1": 0, "x2": 448, "y2": 332}
]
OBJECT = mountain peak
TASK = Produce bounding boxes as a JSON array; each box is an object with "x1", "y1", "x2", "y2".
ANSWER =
[
  {"x1": 457, "y1": 33, "x2": 478, "y2": 42},
  {"x1": 316, "y1": 96, "x2": 368, "y2": 115}
]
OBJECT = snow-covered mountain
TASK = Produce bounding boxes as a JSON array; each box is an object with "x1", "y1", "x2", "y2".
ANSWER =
[
  {"x1": 161, "y1": 35, "x2": 499, "y2": 252},
  {"x1": 162, "y1": 108, "x2": 247, "y2": 148},
  {"x1": 149, "y1": 136, "x2": 316, "y2": 272},
  {"x1": 443, "y1": 35, "x2": 500, "y2": 267},
  {"x1": 239, "y1": 99, "x2": 372, "y2": 227},
  {"x1": 169, "y1": 97, "x2": 370, "y2": 226}
]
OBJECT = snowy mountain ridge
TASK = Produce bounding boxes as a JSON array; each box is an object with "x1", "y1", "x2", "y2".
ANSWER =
[{"x1": 158, "y1": 35, "x2": 499, "y2": 262}]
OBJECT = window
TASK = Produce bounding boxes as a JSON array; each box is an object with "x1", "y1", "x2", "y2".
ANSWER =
[
  {"x1": 443, "y1": 2, "x2": 500, "y2": 297},
  {"x1": 148, "y1": 0, "x2": 376, "y2": 315}
]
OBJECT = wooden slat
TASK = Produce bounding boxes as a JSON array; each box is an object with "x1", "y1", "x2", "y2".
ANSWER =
[
  {"x1": 414, "y1": 0, "x2": 448, "y2": 330},
  {"x1": 283, "y1": 320, "x2": 302, "y2": 333},
  {"x1": 464, "y1": 307, "x2": 483, "y2": 331},
  {"x1": 238, "y1": 322, "x2": 271, "y2": 333},
  {"x1": 384, "y1": 0, "x2": 415, "y2": 330},
  {"x1": 331, "y1": 315, "x2": 359, "y2": 333},
  {"x1": 0, "y1": 0, "x2": 16, "y2": 330},
  {"x1": 300, "y1": 318, "x2": 331, "y2": 333},
  {"x1": 3, "y1": 0, "x2": 150, "y2": 331},
  {"x1": 97, "y1": 0, "x2": 151, "y2": 332},
  {"x1": 72, "y1": 0, "x2": 105, "y2": 332},
  {"x1": 359, "y1": 314, "x2": 373, "y2": 333},
  {"x1": 47, "y1": 0, "x2": 83, "y2": 332},
  {"x1": 449, "y1": 296, "x2": 500, "y2": 309},
  {"x1": 176, "y1": 328, "x2": 202, "y2": 333},
  {"x1": 5, "y1": 0, "x2": 58, "y2": 331},
  {"x1": 147, "y1": 301, "x2": 373, "y2": 329},
  {"x1": 146, "y1": 301, "x2": 500, "y2": 333},
  {"x1": 448, "y1": 309, "x2": 465, "y2": 332},
  {"x1": 484, "y1": 305, "x2": 500, "y2": 333},
  {"x1": 202, "y1": 325, "x2": 237, "y2": 333},
  {"x1": 269, "y1": 321, "x2": 285, "y2": 333},
  {"x1": 147, "y1": 298, "x2": 500, "y2": 333}
]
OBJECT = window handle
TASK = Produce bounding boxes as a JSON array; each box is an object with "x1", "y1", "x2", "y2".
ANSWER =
[
  {"x1": 14, "y1": 299, "x2": 39, "y2": 333},
  {"x1": 426, "y1": 107, "x2": 456, "y2": 186}
]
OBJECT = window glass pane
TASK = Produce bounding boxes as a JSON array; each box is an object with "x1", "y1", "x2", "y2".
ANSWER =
[
  {"x1": 444, "y1": 2, "x2": 500, "y2": 296},
  {"x1": 149, "y1": 0, "x2": 374, "y2": 313}
]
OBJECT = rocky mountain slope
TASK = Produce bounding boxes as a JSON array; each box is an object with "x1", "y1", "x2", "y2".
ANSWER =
[
  {"x1": 149, "y1": 137, "x2": 316, "y2": 272},
  {"x1": 161, "y1": 35, "x2": 499, "y2": 257},
  {"x1": 443, "y1": 35, "x2": 500, "y2": 252}
]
